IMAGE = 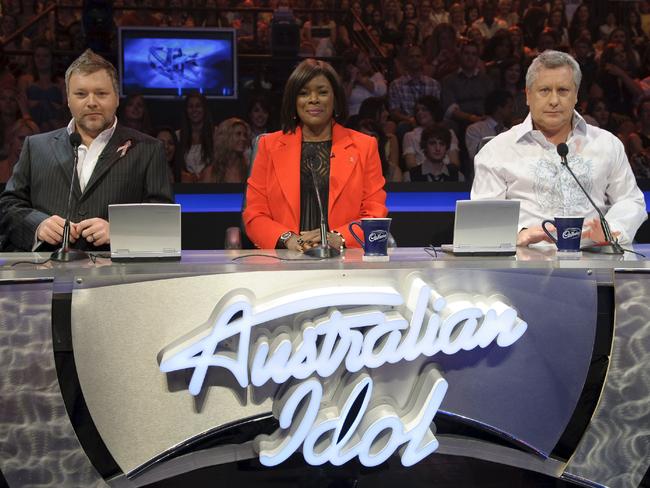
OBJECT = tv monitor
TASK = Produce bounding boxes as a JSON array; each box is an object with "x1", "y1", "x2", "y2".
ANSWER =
[{"x1": 118, "y1": 27, "x2": 237, "y2": 99}]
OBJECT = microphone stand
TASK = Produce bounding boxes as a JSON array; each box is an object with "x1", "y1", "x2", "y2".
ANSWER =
[
  {"x1": 559, "y1": 155, "x2": 624, "y2": 255},
  {"x1": 304, "y1": 159, "x2": 340, "y2": 259},
  {"x1": 51, "y1": 139, "x2": 88, "y2": 262}
]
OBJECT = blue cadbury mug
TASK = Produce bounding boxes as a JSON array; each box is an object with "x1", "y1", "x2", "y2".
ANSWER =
[
  {"x1": 541, "y1": 216, "x2": 584, "y2": 252},
  {"x1": 349, "y1": 218, "x2": 392, "y2": 258}
]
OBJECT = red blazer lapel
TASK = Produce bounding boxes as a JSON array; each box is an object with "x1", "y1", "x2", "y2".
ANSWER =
[
  {"x1": 270, "y1": 127, "x2": 302, "y2": 226},
  {"x1": 328, "y1": 123, "x2": 358, "y2": 214}
]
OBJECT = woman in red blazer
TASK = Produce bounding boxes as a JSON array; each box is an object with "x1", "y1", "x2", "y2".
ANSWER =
[{"x1": 243, "y1": 59, "x2": 388, "y2": 251}]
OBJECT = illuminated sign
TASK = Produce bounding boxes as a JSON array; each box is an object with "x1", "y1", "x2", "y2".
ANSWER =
[{"x1": 159, "y1": 274, "x2": 527, "y2": 467}]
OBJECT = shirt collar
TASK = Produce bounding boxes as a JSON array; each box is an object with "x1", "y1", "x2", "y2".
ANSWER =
[
  {"x1": 514, "y1": 110, "x2": 587, "y2": 143},
  {"x1": 66, "y1": 116, "x2": 118, "y2": 147},
  {"x1": 421, "y1": 160, "x2": 450, "y2": 176}
]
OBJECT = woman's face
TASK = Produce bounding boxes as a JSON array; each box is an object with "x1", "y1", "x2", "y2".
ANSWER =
[
  {"x1": 467, "y1": 27, "x2": 483, "y2": 44},
  {"x1": 404, "y1": 22, "x2": 417, "y2": 40},
  {"x1": 296, "y1": 74, "x2": 335, "y2": 131},
  {"x1": 156, "y1": 130, "x2": 176, "y2": 163},
  {"x1": 356, "y1": 51, "x2": 372, "y2": 74},
  {"x1": 33, "y1": 47, "x2": 52, "y2": 72},
  {"x1": 610, "y1": 29, "x2": 626, "y2": 45},
  {"x1": 231, "y1": 124, "x2": 249, "y2": 153},
  {"x1": 509, "y1": 27, "x2": 522, "y2": 46},
  {"x1": 592, "y1": 101, "x2": 609, "y2": 127},
  {"x1": 352, "y1": 1, "x2": 362, "y2": 16},
  {"x1": 186, "y1": 96, "x2": 204, "y2": 124},
  {"x1": 9, "y1": 124, "x2": 37, "y2": 162},
  {"x1": 415, "y1": 103, "x2": 433, "y2": 126},
  {"x1": 0, "y1": 88, "x2": 18, "y2": 117},
  {"x1": 250, "y1": 102, "x2": 269, "y2": 129},
  {"x1": 404, "y1": 3, "x2": 416, "y2": 19},
  {"x1": 504, "y1": 63, "x2": 521, "y2": 85},
  {"x1": 125, "y1": 96, "x2": 145, "y2": 121},
  {"x1": 467, "y1": 7, "x2": 479, "y2": 23},
  {"x1": 576, "y1": 5, "x2": 588, "y2": 21},
  {"x1": 450, "y1": 4, "x2": 463, "y2": 23},
  {"x1": 550, "y1": 10, "x2": 562, "y2": 27},
  {"x1": 439, "y1": 29, "x2": 455, "y2": 49}
]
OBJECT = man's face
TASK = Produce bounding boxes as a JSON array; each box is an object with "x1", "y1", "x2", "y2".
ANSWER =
[
  {"x1": 526, "y1": 65, "x2": 577, "y2": 135},
  {"x1": 460, "y1": 45, "x2": 479, "y2": 71},
  {"x1": 67, "y1": 69, "x2": 118, "y2": 138},
  {"x1": 407, "y1": 47, "x2": 424, "y2": 72},
  {"x1": 425, "y1": 137, "x2": 447, "y2": 161}
]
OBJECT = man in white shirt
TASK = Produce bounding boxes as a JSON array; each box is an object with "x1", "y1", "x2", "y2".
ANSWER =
[{"x1": 471, "y1": 50, "x2": 646, "y2": 247}]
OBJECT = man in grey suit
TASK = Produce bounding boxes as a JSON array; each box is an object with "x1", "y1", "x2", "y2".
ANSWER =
[{"x1": 0, "y1": 49, "x2": 173, "y2": 251}]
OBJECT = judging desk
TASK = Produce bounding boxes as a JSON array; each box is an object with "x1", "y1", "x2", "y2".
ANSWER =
[{"x1": 0, "y1": 248, "x2": 649, "y2": 488}]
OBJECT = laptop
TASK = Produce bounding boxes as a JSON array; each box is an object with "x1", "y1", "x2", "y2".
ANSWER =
[
  {"x1": 441, "y1": 200, "x2": 520, "y2": 256},
  {"x1": 109, "y1": 204, "x2": 181, "y2": 261}
]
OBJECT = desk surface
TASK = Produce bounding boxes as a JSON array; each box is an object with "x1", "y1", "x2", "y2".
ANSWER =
[{"x1": 1, "y1": 245, "x2": 649, "y2": 281}]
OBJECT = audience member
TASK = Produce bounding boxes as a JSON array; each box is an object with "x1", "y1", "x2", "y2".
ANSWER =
[
  {"x1": 177, "y1": 92, "x2": 217, "y2": 183},
  {"x1": 448, "y1": 3, "x2": 467, "y2": 35},
  {"x1": 119, "y1": 94, "x2": 153, "y2": 135},
  {"x1": 627, "y1": 96, "x2": 650, "y2": 178},
  {"x1": 441, "y1": 41, "x2": 495, "y2": 131},
  {"x1": 499, "y1": 58, "x2": 528, "y2": 123},
  {"x1": 415, "y1": 0, "x2": 435, "y2": 43},
  {"x1": 595, "y1": 43, "x2": 643, "y2": 118},
  {"x1": 17, "y1": 42, "x2": 66, "y2": 132},
  {"x1": 301, "y1": 0, "x2": 337, "y2": 57},
  {"x1": 584, "y1": 97, "x2": 614, "y2": 132},
  {"x1": 355, "y1": 118, "x2": 402, "y2": 182},
  {"x1": 155, "y1": 126, "x2": 179, "y2": 181},
  {"x1": 465, "y1": 89, "x2": 514, "y2": 162},
  {"x1": 568, "y1": 3, "x2": 596, "y2": 45},
  {"x1": 342, "y1": 48, "x2": 387, "y2": 116},
  {"x1": 211, "y1": 117, "x2": 251, "y2": 183},
  {"x1": 0, "y1": 85, "x2": 29, "y2": 161},
  {"x1": 424, "y1": 23, "x2": 460, "y2": 81},
  {"x1": 246, "y1": 95, "x2": 274, "y2": 139},
  {"x1": 0, "y1": 118, "x2": 39, "y2": 183},
  {"x1": 388, "y1": 46, "x2": 441, "y2": 128},
  {"x1": 402, "y1": 95, "x2": 460, "y2": 169},
  {"x1": 430, "y1": 0, "x2": 450, "y2": 27},
  {"x1": 406, "y1": 124, "x2": 464, "y2": 182},
  {"x1": 472, "y1": 2, "x2": 509, "y2": 40}
]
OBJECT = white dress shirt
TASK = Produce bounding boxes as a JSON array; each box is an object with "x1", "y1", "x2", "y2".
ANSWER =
[
  {"x1": 471, "y1": 111, "x2": 647, "y2": 245},
  {"x1": 66, "y1": 117, "x2": 117, "y2": 191},
  {"x1": 348, "y1": 72, "x2": 387, "y2": 115}
]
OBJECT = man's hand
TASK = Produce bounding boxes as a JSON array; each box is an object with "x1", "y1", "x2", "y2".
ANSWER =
[
  {"x1": 582, "y1": 217, "x2": 620, "y2": 245},
  {"x1": 516, "y1": 226, "x2": 554, "y2": 247},
  {"x1": 78, "y1": 218, "x2": 110, "y2": 246},
  {"x1": 36, "y1": 215, "x2": 79, "y2": 245}
]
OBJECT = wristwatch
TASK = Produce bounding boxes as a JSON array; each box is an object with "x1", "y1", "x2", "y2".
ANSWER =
[{"x1": 279, "y1": 231, "x2": 294, "y2": 248}]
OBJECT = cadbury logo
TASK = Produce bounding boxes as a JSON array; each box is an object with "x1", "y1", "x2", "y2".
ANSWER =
[
  {"x1": 562, "y1": 228, "x2": 581, "y2": 239},
  {"x1": 368, "y1": 230, "x2": 388, "y2": 243}
]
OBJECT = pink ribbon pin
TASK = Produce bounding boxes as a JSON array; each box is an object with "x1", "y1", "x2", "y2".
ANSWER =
[{"x1": 116, "y1": 140, "x2": 132, "y2": 158}]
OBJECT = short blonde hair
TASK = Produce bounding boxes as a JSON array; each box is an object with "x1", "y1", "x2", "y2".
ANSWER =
[{"x1": 65, "y1": 49, "x2": 119, "y2": 95}]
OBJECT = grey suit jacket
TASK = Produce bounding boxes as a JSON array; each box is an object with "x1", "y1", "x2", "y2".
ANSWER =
[{"x1": 0, "y1": 124, "x2": 174, "y2": 251}]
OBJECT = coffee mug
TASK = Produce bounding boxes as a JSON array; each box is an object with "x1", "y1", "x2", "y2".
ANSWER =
[
  {"x1": 349, "y1": 218, "x2": 392, "y2": 259},
  {"x1": 541, "y1": 216, "x2": 584, "y2": 252}
]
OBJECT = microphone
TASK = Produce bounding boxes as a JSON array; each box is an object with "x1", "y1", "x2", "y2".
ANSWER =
[
  {"x1": 303, "y1": 148, "x2": 340, "y2": 259},
  {"x1": 556, "y1": 143, "x2": 624, "y2": 254},
  {"x1": 51, "y1": 132, "x2": 88, "y2": 262}
]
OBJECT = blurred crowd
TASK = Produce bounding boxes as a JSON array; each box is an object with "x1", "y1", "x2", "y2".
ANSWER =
[{"x1": 2, "y1": 0, "x2": 650, "y2": 184}]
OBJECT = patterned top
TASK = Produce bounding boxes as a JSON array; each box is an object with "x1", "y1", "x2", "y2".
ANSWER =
[{"x1": 300, "y1": 140, "x2": 332, "y2": 232}]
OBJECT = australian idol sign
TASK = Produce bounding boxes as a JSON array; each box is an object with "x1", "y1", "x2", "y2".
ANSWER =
[{"x1": 158, "y1": 273, "x2": 528, "y2": 468}]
